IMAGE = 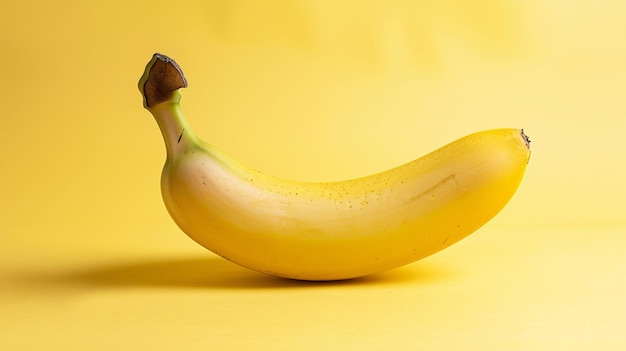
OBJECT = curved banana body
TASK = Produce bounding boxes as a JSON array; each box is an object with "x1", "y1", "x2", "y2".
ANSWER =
[{"x1": 139, "y1": 54, "x2": 531, "y2": 281}]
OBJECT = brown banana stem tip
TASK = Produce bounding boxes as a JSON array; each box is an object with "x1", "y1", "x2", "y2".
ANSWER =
[{"x1": 141, "y1": 53, "x2": 188, "y2": 108}]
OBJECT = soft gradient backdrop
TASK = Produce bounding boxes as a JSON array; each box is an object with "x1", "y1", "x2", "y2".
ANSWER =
[{"x1": 1, "y1": 1, "x2": 625, "y2": 350}]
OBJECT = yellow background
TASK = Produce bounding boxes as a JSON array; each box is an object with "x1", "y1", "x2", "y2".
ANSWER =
[{"x1": 1, "y1": 0, "x2": 625, "y2": 349}]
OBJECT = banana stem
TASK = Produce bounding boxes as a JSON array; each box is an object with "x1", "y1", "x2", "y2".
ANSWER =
[
  {"x1": 139, "y1": 53, "x2": 198, "y2": 158},
  {"x1": 150, "y1": 98, "x2": 199, "y2": 158},
  {"x1": 139, "y1": 53, "x2": 188, "y2": 109}
]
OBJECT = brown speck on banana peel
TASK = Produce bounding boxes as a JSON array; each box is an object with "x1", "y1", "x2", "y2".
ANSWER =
[{"x1": 140, "y1": 53, "x2": 188, "y2": 108}]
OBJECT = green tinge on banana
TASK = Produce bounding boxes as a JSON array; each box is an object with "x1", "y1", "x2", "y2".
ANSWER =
[{"x1": 138, "y1": 53, "x2": 531, "y2": 281}]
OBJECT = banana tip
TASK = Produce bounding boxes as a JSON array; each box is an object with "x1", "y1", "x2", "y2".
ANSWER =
[
  {"x1": 139, "y1": 53, "x2": 188, "y2": 109},
  {"x1": 520, "y1": 129, "x2": 530, "y2": 149}
]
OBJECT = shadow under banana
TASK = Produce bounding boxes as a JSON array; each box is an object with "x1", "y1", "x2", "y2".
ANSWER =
[
  {"x1": 11, "y1": 255, "x2": 455, "y2": 292},
  {"x1": 60, "y1": 256, "x2": 454, "y2": 290}
]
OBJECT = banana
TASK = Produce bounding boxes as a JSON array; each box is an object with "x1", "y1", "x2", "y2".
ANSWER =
[{"x1": 138, "y1": 53, "x2": 531, "y2": 281}]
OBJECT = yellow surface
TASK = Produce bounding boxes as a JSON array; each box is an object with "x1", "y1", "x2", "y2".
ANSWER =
[{"x1": 1, "y1": 1, "x2": 625, "y2": 349}]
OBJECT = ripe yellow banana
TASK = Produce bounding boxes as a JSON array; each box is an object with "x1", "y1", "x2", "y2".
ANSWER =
[{"x1": 138, "y1": 53, "x2": 530, "y2": 281}]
